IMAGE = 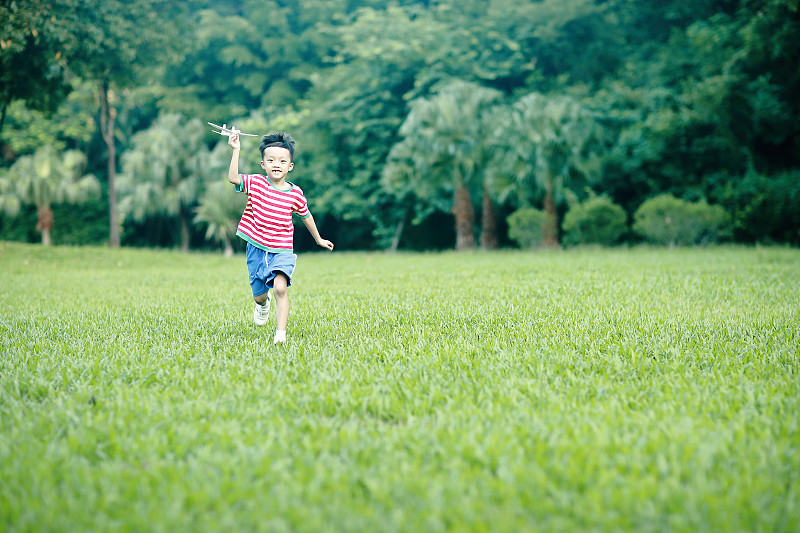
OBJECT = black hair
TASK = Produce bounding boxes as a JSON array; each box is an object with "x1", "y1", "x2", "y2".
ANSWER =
[{"x1": 260, "y1": 132, "x2": 296, "y2": 161}]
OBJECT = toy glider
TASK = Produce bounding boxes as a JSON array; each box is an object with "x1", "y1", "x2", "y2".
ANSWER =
[{"x1": 208, "y1": 122, "x2": 258, "y2": 137}]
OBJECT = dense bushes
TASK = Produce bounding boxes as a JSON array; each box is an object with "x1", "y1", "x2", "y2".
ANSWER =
[
  {"x1": 507, "y1": 207, "x2": 550, "y2": 249},
  {"x1": 509, "y1": 194, "x2": 735, "y2": 249},
  {"x1": 562, "y1": 195, "x2": 627, "y2": 246},
  {"x1": 714, "y1": 170, "x2": 800, "y2": 244},
  {"x1": 633, "y1": 194, "x2": 732, "y2": 247}
]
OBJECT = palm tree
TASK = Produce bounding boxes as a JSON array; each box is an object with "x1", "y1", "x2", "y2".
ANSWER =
[
  {"x1": 476, "y1": 105, "x2": 508, "y2": 250},
  {"x1": 385, "y1": 80, "x2": 503, "y2": 251},
  {"x1": 194, "y1": 144, "x2": 245, "y2": 256},
  {"x1": 118, "y1": 114, "x2": 210, "y2": 251},
  {"x1": 501, "y1": 93, "x2": 600, "y2": 247},
  {"x1": 0, "y1": 173, "x2": 21, "y2": 219},
  {"x1": 0, "y1": 146, "x2": 99, "y2": 245}
]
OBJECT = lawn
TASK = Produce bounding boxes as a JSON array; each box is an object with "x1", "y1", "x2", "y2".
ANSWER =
[{"x1": 1, "y1": 241, "x2": 798, "y2": 532}]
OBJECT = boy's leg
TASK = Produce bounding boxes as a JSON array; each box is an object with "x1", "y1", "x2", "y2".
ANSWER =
[
  {"x1": 264, "y1": 252, "x2": 296, "y2": 343},
  {"x1": 253, "y1": 290, "x2": 272, "y2": 326},
  {"x1": 273, "y1": 272, "x2": 289, "y2": 335},
  {"x1": 246, "y1": 243, "x2": 271, "y2": 326}
]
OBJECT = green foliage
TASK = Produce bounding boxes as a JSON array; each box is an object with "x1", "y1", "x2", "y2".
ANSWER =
[
  {"x1": 44, "y1": 0, "x2": 197, "y2": 248},
  {"x1": 504, "y1": 0, "x2": 624, "y2": 87},
  {"x1": 608, "y1": 0, "x2": 738, "y2": 47},
  {"x1": 0, "y1": 205, "x2": 37, "y2": 242},
  {"x1": 49, "y1": 198, "x2": 108, "y2": 245},
  {"x1": 6, "y1": 146, "x2": 99, "y2": 206},
  {"x1": 633, "y1": 194, "x2": 732, "y2": 247},
  {"x1": 0, "y1": 83, "x2": 96, "y2": 159},
  {"x1": 2, "y1": 243, "x2": 799, "y2": 531},
  {"x1": 500, "y1": 92, "x2": 601, "y2": 246},
  {"x1": 0, "y1": 191, "x2": 108, "y2": 246},
  {"x1": 118, "y1": 114, "x2": 215, "y2": 250},
  {"x1": 194, "y1": 144, "x2": 247, "y2": 256},
  {"x1": 0, "y1": 0, "x2": 72, "y2": 130},
  {"x1": 713, "y1": 169, "x2": 800, "y2": 244},
  {"x1": 292, "y1": 4, "x2": 453, "y2": 249},
  {"x1": 3, "y1": 0, "x2": 800, "y2": 249},
  {"x1": 502, "y1": 93, "x2": 601, "y2": 201},
  {"x1": 562, "y1": 194, "x2": 628, "y2": 246},
  {"x1": 57, "y1": 0, "x2": 192, "y2": 87},
  {"x1": 0, "y1": 145, "x2": 99, "y2": 245},
  {"x1": 0, "y1": 167, "x2": 21, "y2": 217},
  {"x1": 384, "y1": 80, "x2": 504, "y2": 250},
  {"x1": 507, "y1": 206, "x2": 549, "y2": 249},
  {"x1": 595, "y1": 0, "x2": 800, "y2": 220},
  {"x1": 293, "y1": 0, "x2": 620, "y2": 250}
]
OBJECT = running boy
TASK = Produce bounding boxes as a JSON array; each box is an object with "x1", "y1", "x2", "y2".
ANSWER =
[{"x1": 227, "y1": 130, "x2": 334, "y2": 344}]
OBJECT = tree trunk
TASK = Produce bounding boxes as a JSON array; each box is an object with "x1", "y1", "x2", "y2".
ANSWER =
[
  {"x1": 480, "y1": 183, "x2": 498, "y2": 250},
  {"x1": 99, "y1": 82, "x2": 120, "y2": 248},
  {"x1": 36, "y1": 206, "x2": 54, "y2": 246},
  {"x1": 452, "y1": 185, "x2": 476, "y2": 251},
  {"x1": 542, "y1": 186, "x2": 559, "y2": 247},
  {"x1": 224, "y1": 235, "x2": 234, "y2": 257},
  {"x1": 389, "y1": 216, "x2": 405, "y2": 252},
  {"x1": 180, "y1": 211, "x2": 190, "y2": 252},
  {"x1": 0, "y1": 96, "x2": 9, "y2": 134}
]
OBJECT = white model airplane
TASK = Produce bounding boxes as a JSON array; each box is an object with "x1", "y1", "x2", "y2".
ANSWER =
[{"x1": 207, "y1": 122, "x2": 258, "y2": 137}]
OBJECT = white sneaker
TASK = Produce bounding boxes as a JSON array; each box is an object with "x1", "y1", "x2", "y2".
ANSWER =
[
  {"x1": 273, "y1": 331, "x2": 286, "y2": 344},
  {"x1": 253, "y1": 292, "x2": 272, "y2": 326}
]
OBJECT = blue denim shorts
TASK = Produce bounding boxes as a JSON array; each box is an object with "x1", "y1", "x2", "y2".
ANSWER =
[{"x1": 245, "y1": 243, "x2": 297, "y2": 297}]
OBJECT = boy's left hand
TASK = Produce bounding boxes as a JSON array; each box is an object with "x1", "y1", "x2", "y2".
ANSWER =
[{"x1": 317, "y1": 239, "x2": 334, "y2": 251}]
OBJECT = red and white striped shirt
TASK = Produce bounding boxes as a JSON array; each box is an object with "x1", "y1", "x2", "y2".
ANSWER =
[{"x1": 235, "y1": 174, "x2": 310, "y2": 253}]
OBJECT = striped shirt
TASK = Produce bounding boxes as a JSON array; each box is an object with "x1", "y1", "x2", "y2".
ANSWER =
[{"x1": 234, "y1": 174, "x2": 310, "y2": 253}]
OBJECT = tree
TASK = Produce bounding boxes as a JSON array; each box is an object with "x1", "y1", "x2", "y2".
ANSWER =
[
  {"x1": 0, "y1": 0, "x2": 71, "y2": 134},
  {"x1": 0, "y1": 146, "x2": 99, "y2": 245},
  {"x1": 592, "y1": 0, "x2": 799, "y2": 244},
  {"x1": 474, "y1": 0, "x2": 623, "y2": 89},
  {"x1": 56, "y1": 0, "x2": 192, "y2": 248},
  {"x1": 0, "y1": 168, "x2": 20, "y2": 216},
  {"x1": 4, "y1": 0, "x2": 799, "y2": 250},
  {"x1": 0, "y1": 81, "x2": 97, "y2": 161},
  {"x1": 294, "y1": 1, "x2": 531, "y2": 249},
  {"x1": 606, "y1": 0, "x2": 738, "y2": 54},
  {"x1": 501, "y1": 93, "x2": 600, "y2": 247},
  {"x1": 384, "y1": 80, "x2": 504, "y2": 250},
  {"x1": 118, "y1": 114, "x2": 211, "y2": 251},
  {"x1": 296, "y1": 5, "x2": 459, "y2": 250}
]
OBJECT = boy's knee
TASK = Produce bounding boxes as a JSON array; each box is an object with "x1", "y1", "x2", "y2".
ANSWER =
[{"x1": 272, "y1": 273, "x2": 289, "y2": 296}]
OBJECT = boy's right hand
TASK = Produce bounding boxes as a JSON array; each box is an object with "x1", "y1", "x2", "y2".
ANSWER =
[{"x1": 228, "y1": 131, "x2": 240, "y2": 150}]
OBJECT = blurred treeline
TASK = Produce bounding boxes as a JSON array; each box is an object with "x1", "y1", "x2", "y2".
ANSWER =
[{"x1": 1, "y1": 0, "x2": 798, "y2": 252}]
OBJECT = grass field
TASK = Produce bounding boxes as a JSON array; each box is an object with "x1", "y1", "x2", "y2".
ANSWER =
[{"x1": 1, "y1": 241, "x2": 798, "y2": 532}]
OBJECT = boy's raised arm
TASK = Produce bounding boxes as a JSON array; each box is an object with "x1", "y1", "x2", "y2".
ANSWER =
[{"x1": 227, "y1": 132, "x2": 241, "y2": 186}]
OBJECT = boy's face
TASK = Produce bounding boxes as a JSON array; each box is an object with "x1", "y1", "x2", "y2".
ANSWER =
[{"x1": 261, "y1": 146, "x2": 294, "y2": 181}]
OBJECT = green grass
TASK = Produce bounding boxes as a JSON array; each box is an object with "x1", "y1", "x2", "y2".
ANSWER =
[{"x1": 1, "y1": 241, "x2": 798, "y2": 532}]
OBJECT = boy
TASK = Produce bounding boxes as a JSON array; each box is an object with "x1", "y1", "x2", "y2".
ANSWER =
[{"x1": 227, "y1": 130, "x2": 334, "y2": 344}]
